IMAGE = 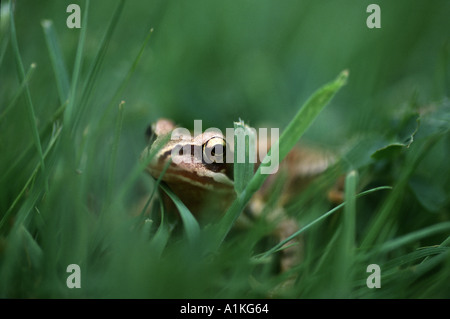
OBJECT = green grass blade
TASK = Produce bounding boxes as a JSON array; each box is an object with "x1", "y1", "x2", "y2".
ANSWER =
[
  {"x1": 106, "y1": 101, "x2": 125, "y2": 204},
  {"x1": 212, "y1": 70, "x2": 349, "y2": 250},
  {"x1": 0, "y1": 62, "x2": 36, "y2": 122},
  {"x1": 65, "y1": 0, "x2": 89, "y2": 127},
  {"x1": 98, "y1": 27, "x2": 154, "y2": 128},
  {"x1": 343, "y1": 170, "x2": 358, "y2": 250},
  {"x1": 420, "y1": 236, "x2": 450, "y2": 264},
  {"x1": 159, "y1": 183, "x2": 200, "y2": 244},
  {"x1": 1, "y1": 100, "x2": 66, "y2": 184},
  {"x1": 233, "y1": 120, "x2": 256, "y2": 195},
  {"x1": 41, "y1": 19, "x2": 70, "y2": 104},
  {"x1": 9, "y1": 0, "x2": 48, "y2": 192},
  {"x1": 383, "y1": 246, "x2": 449, "y2": 269},
  {"x1": 138, "y1": 155, "x2": 172, "y2": 223},
  {"x1": 88, "y1": 26, "x2": 154, "y2": 156},
  {"x1": 0, "y1": 2, "x2": 10, "y2": 67},
  {"x1": 334, "y1": 170, "x2": 358, "y2": 294},
  {"x1": 312, "y1": 227, "x2": 342, "y2": 277},
  {"x1": 147, "y1": 182, "x2": 171, "y2": 258},
  {"x1": 379, "y1": 222, "x2": 450, "y2": 253},
  {"x1": 72, "y1": 0, "x2": 125, "y2": 133},
  {"x1": 0, "y1": 30, "x2": 8, "y2": 68},
  {"x1": 0, "y1": 224, "x2": 43, "y2": 295},
  {"x1": 256, "y1": 186, "x2": 392, "y2": 259},
  {"x1": 148, "y1": 217, "x2": 171, "y2": 258},
  {"x1": 0, "y1": 124, "x2": 62, "y2": 231},
  {"x1": 114, "y1": 27, "x2": 154, "y2": 98}
]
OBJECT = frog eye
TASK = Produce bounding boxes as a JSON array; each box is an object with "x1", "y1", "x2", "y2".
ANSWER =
[{"x1": 203, "y1": 137, "x2": 227, "y2": 164}]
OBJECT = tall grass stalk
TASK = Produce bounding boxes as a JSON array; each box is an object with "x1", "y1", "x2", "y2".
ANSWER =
[{"x1": 8, "y1": 0, "x2": 48, "y2": 192}]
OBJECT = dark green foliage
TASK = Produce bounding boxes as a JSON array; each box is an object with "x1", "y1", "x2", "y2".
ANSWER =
[{"x1": 0, "y1": 0, "x2": 449, "y2": 298}]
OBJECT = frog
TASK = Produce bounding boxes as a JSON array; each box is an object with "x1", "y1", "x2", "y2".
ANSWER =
[
  {"x1": 141, "y1": 118, "x2": 236, "y2": 221},
  {"x1": 140, "y1": 118, "x2": 338, "y2": 273}
]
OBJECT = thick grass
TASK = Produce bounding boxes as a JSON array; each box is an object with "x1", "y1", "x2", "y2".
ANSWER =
[{"x1": 0, "y1": 0, "x2": 449, "y2": 298}]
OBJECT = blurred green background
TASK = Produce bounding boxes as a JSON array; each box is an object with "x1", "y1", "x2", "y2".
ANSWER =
[
  {"x1": 5, "y1": 0, "x2": 449, "y2": 139},
  {"x1": 1, "y1": 0, "x2": 449, "y2": 298}
]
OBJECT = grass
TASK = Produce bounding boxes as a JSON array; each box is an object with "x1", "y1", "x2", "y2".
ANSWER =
[{"x1": 0, "y1": 0, "x2": 449, "y2": 298}]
